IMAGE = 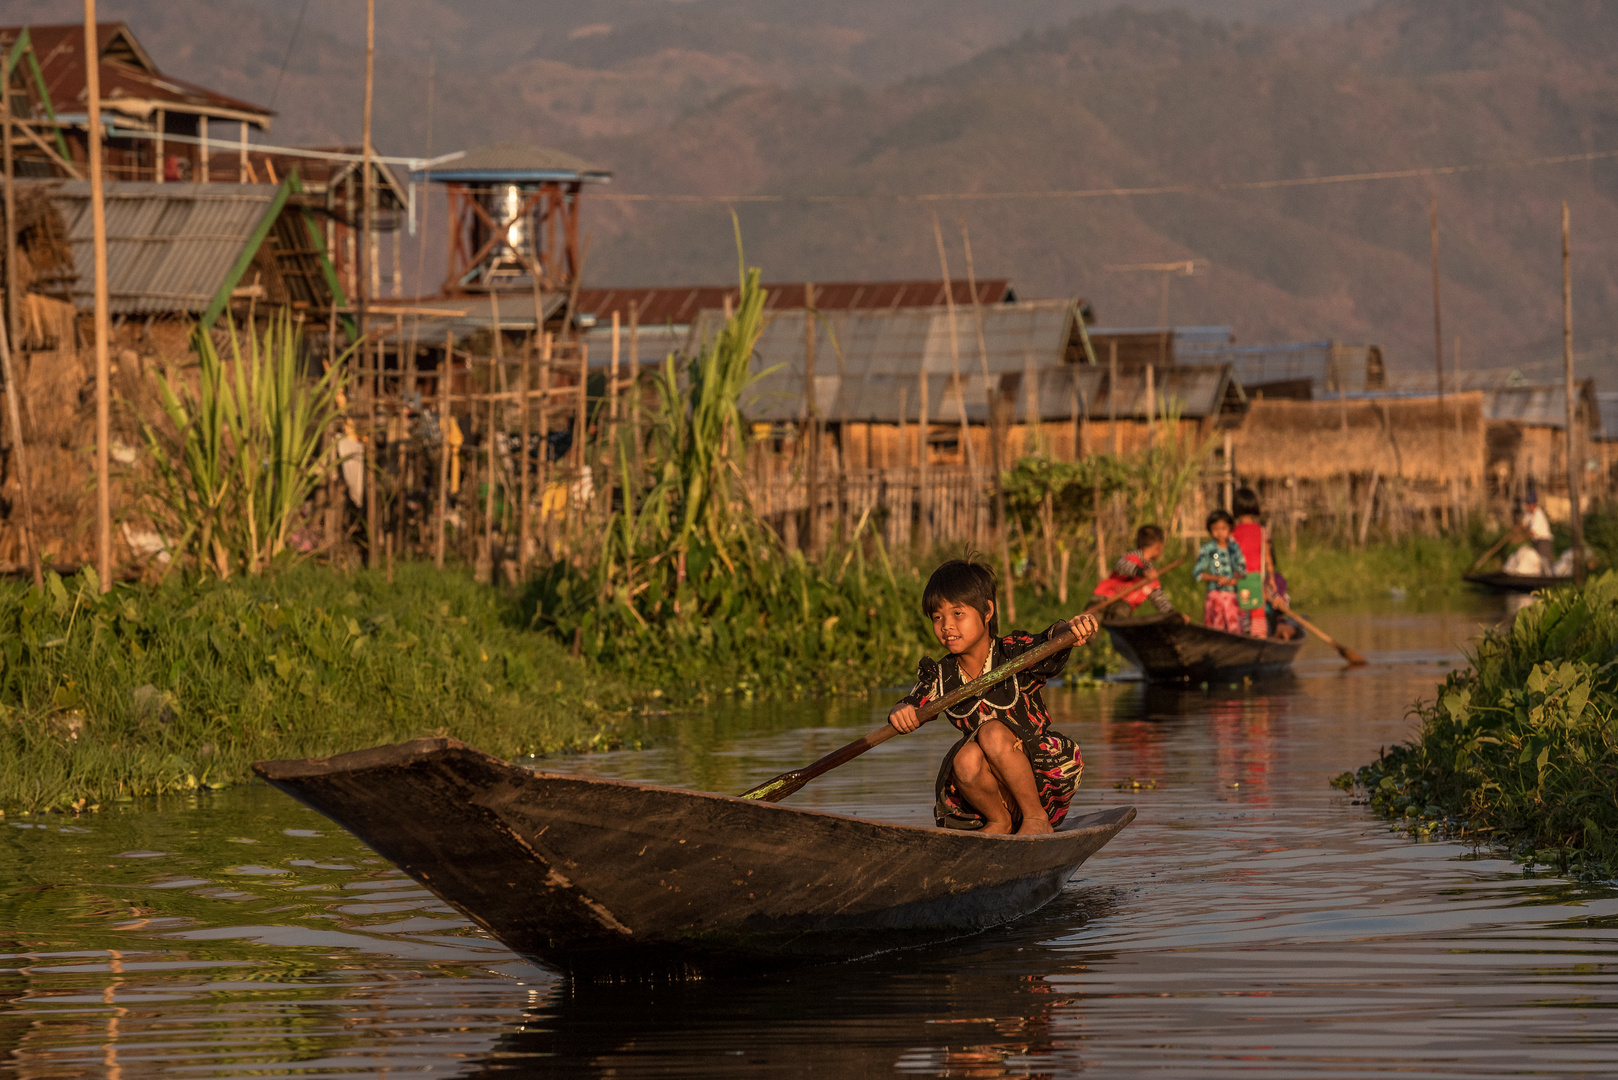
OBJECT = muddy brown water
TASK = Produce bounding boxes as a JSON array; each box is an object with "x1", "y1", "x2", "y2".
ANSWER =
[{"x1": 3, "y1": 604, "x2": 1617, "y2": 1077}]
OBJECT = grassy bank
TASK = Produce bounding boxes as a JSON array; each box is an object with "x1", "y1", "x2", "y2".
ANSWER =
[
  {"x1": 0, "y1": 564, "x2": 628, "y2": 813},
  {"x1": 1336, "y1": 572, "x2": 1618, "y2": 878}
]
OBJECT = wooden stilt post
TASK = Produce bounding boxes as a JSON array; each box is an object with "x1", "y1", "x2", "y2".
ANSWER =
[
  {"x1": 360, "y1": 0, "x2": 377, "y2": 567},
  {"x1": 608, "y1": 310, "x2": 621, "y2": 458},
  {"x1": 1563, "y1": 201, "x2": 1585, "y2": 586},
  {"x1": 85, "y1": 1, "x2": 112, "y2": 590},
  {"x1": 1431, "y1": 196, "x2": 1449, "y2": 533},
  {"x1": 0, "y1": 59, "x2": 38, "y2": 587},
  {"x1": 1108, "y1": 339, "x2": 1119, "y2": 456},
  {"x1": 961, "y1": 221, "x2": 1012, "y2": 622},
  {"x1": 519, "y1": 337, "x2": 532, "y2": 575},
  {"x1": 628, "y1": 300, "x2": 641, "y2": 479},
  {"x1": 804, "y1": 282, "x2": 819, "y2": 557},
  {"x1": 435, "y1": 332, "x2": 450, "y2": 570}
]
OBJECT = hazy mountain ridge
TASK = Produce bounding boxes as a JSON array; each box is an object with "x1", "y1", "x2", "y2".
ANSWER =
[{"x1": 6, "y1": 0, "x2": 1616, "y2": 378}]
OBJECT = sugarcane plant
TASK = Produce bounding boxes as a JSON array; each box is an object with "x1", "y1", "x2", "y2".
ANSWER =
[{"x1": 142, "y1": 312, "x2": 347, "y2": 579}]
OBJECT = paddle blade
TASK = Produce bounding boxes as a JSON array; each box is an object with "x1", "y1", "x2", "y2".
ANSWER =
[
  {"x1": 739, "y1": 771, "x2": 806, "y2": 803},
  {"x1": 1339, "y1": 644, "x2": 1369, "y2": 667}
]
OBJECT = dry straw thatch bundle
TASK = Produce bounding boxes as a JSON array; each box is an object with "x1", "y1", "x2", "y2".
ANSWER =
[{"x1": 1232, "y1": 392, "x2": 1484, "y2": 485}]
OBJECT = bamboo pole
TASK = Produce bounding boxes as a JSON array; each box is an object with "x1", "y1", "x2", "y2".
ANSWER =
[
  {"x1": 1108, "y1": 339, "x2": 1119, "y2": 456},
  {"x1": 0, "y1": 59, "x2": 36, "y2": 587},
  {"x1": 435, "y1": 332, "x2": 450, "y2": 569},
  {"x1": 395, "y1": 313, "x2": 409, "y2": 558},
  {"x1": 804, "y1": 282, "x2": 819, "y2": 557},
  {"x1": 85, "y1": 2, "x2": 112, "y2": 590},
  {"x1": 538, "y1": 331, "x2": 552, "y2": 554},
  {"x1": 1563, "y1": 201, "x2": 1585, "y2": 585},
  {"x1": 519, "y1": 340, "x2": 532, "y2": 575},
  {"x1": 930, "y1": 213, "x2": 978, "y2": 482},
  {"x1": 0, "y1": 317, "x2": 41, "y2": 588},
  {"x1": 575, "y1": 341, "x2": 588, "y2": 472},
  {"x1": 628, "y1": 300, "x2": 641, "y2": 479},
  {"x1": 961, "y1": 222, "x2": 1012, "y2": 622},
  {"x1": 608, "y1": 309, "x2": 620, "y2": 455},
  {"x1": 487, "y1": 290, "x2": 504, "y2": 567},
  {"x1": 1431, "y1": 196, "x2": 1448, "y2": 531},
  {"x1": 916, "y1": 348, "x2": 930, "y2": 555},
  {"x1": 360, "y1": 0, "x2": 377, "y2": 567},
  {"x1": 2, "y1": 51, "x2": 14, "y2": 368}
]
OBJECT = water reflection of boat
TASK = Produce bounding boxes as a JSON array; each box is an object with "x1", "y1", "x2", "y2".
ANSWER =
[
  {"x1": 1462, "y1": 570, "x2": 1571, "y2": 594},
  {"x1": 253, "y1": 737, "x2": 1135, "y2": 979},
  {"x1": 1104, "y1": 614, "x2": 1303, "y2": 683}
]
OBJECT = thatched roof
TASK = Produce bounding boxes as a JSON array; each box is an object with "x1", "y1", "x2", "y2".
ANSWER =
[{"x1": 1232, "y1": 392, "x2": 1484, "y2": 484}]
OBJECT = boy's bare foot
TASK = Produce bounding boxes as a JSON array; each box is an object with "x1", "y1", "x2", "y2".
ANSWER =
[
  {"x1": 979, "y1": 819, "x2": 1014, "y2": 835},
  {"x1": 1015, "y1": 817, "x2": 1054, "y2": 835}
]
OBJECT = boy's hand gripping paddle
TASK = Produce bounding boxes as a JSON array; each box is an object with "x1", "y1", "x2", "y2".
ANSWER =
[{"x1": 738, "y1": 627, "x2": 1079, "y2": 803}]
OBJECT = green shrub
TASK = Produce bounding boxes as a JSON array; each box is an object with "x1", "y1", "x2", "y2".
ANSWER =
[{"x1": 1338, "y1": 573, "x2": 1618, "y2": 877}]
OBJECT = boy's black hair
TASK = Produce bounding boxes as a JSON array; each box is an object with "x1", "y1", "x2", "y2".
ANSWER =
[
  {"x1": 1232, "y1": 486, "x2": 1262, "y2": 519},
  {"x1": 923, "y1": 558, "x2": 999, "y2": 637},
  {"x1": 1135, "y1": 524, "x2": 1165, "y2": 549},
  {"x1": 1206, "y1": 508, "x2": 1234, "y2": 531}
]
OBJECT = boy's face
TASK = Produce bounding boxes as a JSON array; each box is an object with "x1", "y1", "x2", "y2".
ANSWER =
[
  {"x1": 1141, "y1": 540, "x2": 1165, "y2": 562},
  {"x1": 930, "y1": 598, "x2": 994, "y2": 656},
  {"x1": 1209, "y1": 520, "x2": 1232, "y2": 544}
]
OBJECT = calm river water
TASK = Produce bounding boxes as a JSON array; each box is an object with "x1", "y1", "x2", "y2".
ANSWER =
[{"x1": 3, "y1": 603, "x2": 1617, "y2": 1077}]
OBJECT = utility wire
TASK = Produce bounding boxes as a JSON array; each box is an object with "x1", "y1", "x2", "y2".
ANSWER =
[
  {"x1": 593, "y1": 147, "x2": 1618, "y2": 205},
  {"x1": 269, "y1": 0, "x2": 311, "y2": 112}
]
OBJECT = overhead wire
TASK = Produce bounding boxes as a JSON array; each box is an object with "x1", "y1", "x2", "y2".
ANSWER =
[{"x1": 592, "y1": 147, "x2": 1618, "y2": 205}]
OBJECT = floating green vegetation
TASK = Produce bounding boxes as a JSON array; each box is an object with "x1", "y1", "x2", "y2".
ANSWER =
[
  {"x1": 0, "y1": 564, "x2": 626, "y2": 813},
  {"x1": 1336, "y1": 572, "x2": 1618, "y2": 878}
]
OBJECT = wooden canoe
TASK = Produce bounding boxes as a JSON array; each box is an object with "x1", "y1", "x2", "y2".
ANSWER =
[
  {"x1": 252, "y1": 737, "x2": 1135, "y2": 979},
  {"x1": 1104, "y1": 612, "x2": 1304, "y2": 683},
  {"x1": 1463, "y1": 570, "x2": 1572, "y2": 594}
]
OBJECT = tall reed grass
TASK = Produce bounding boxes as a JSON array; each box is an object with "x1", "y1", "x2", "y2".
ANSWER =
[{"x1": 526, "y1": 249, "x2": 932, "y2": 696}]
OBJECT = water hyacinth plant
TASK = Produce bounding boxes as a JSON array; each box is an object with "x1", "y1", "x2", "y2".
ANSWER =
[
  {"x1": 142, "y1": 312, "x2": 346, "y2": 578},
  {"x1": 1339, "y1": 572, "x2": 1618, "y2": 877}
]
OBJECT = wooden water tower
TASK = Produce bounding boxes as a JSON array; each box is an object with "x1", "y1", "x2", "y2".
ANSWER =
[{"x1": 426, "y1": 142, "x2": 611, "y2": 295}]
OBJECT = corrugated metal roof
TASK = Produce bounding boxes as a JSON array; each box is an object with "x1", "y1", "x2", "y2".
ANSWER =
[
  {"x1": 573, "y1": 279, "x2": 1019, "y2": 327},
  {"x1": 682, "y1": 300, "x2": 1234, "y2": 424},
  {"x1": 422, "y1": 142, "x2": 611, "y2": 183},
  {"x1": 8, "y1": 23, "x2": 271, "y2": 123},
  {"x1": 704, "y1": 300, "x2": 1072, "y2": 422},
  {"x1": 1598, "y1": 391, "x2": 1618, "y2": 440},
  {"x1": 50, "y1": 180, "x2": 281, "y2": 314},
  {"x1": 1484, "y1": 383, "x2": 1597, "y2": 429}
]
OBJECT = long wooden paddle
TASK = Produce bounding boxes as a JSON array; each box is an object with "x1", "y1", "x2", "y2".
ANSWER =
[
  {"x1": 1082, "y1": 555, "x2": 1190, "y2": 615},
  {"x1": 1272, "y1": 597, "x2": 1367, "y2": 667},
  {"x1": 739, "y1": 625, "x2": 1082, "y2": 803},
  {"x1": 1465, "y1": 528, "x2": 1524, "y2": 577}
]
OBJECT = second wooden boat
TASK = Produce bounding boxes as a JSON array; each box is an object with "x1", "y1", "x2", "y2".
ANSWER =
[
  {"x1": 1104, "y1": 613, "x2": 1304, "y2": 682},
  {"x1": 1462, "y1": 570, "x2": 1572, "y2": 594},
  {"x1": 253, "y1": 737, "x2": 1135, "y2": 979}
]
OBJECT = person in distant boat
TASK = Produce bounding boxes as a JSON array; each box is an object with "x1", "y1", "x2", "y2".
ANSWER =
[
  {"x1": 1091, "y1": 524, "x2": 1178, "y2": 621},
  {"x1": 1194, "y1": 509, "x2": 1246, "y2": 634},
  {"x1": 888, "y1": 558, "x2": 1098, "y2": 836},
  {"x1": 1226, "y1": 491, "x2": 1306, "y2": 642},
  {"x1": 1523, "y1": 490, "x2": 1555, "y2": 569}
]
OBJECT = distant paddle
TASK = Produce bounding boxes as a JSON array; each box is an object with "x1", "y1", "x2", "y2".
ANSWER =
[
  {"x1": 1082, "y1": 555, "x2": 1189, "y2": 616},
  {"x1": 1273, "y1": 597, "x2": 1368, "y2": 667},
  {"x1": 738, "y1": 626, "x2": 1082, "y2": 803},
  {"x1": 1465, "y1": 529, "x2": 1523, "y2": 577}
]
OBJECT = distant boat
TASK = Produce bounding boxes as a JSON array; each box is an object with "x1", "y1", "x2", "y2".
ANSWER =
[
  {"x1": 1103, "y1": 613, "x2": 1304, "y2": 683},
  {"x1": 253, "y1": 737, "x2": 1136, "y2": 980},
  {"x1": 1462, "y1": 570, "x2": 1572, "y2": 594}
]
